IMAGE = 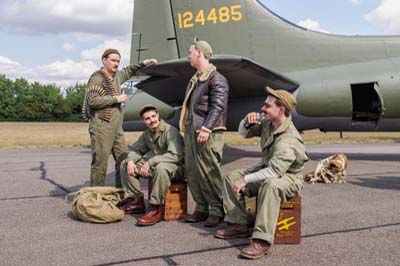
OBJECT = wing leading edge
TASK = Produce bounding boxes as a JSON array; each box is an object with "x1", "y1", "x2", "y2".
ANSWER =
[{"x1": 136, "y1": 55, "x2": 299, "y2": 105}]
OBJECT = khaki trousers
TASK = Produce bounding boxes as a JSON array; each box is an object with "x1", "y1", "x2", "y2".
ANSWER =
[
  {"x1": 89, "y1": 113, "x2": 128, "y2": 188},
  {"x1": 120, "y1": 158, "x2": 183, "y2": 205},
  {"x1": 184, "y1": 130, "x2": 224, "y2": 217},
  {"x1": 223, "y1": 169, "x2": 303, "y2": 244}
]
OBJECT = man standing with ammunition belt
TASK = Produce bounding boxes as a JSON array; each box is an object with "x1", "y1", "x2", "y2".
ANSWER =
[{"x1": 82, "y1": 48, "x2": 157, "y2": 187}]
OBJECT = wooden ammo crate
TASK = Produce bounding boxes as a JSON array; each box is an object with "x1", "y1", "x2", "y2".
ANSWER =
[
  {"x1": 147, "y1": 179, "x2": 187, "y2": 221},
  {"x1": 274, "y1": 196, "x2": 301, "y2": 244},
  {"x1": 245, "y1": 195, "x2": 302, "y2": 244},
  {"x1": 163, "y1": 183, "x2": 187, "y2": 221}
]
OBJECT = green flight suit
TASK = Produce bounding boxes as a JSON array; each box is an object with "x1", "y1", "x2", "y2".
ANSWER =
[
  {"x1": 184, "y1": 94, "x2": 225, "y2": 218},
  {"x1": 120, "y1": 120, "x2": 184, "y2": 205},
  {"x1": 87, "y1": 64, "x2": 144, "y2": 187},
  {"x1": 223, "y1": 116, "x2": 308, "y2": 244}
]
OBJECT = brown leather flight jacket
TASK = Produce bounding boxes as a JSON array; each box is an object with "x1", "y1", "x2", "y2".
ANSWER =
[{"x1": 181, "y1": 67, "x2": 229, "y2": 132}]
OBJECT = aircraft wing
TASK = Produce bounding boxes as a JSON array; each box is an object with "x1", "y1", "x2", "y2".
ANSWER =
[{"x1": 136, "y1": 55, "x2": 299, "y2": 104}]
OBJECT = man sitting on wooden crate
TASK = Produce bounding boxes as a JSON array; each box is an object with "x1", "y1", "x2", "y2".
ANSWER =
[
  {"x1": 118, "y1": 105, "x2": 184, "y2": 226},
  {"x1": 214, "y1": 88, "x2": 308, "y2": 259}
]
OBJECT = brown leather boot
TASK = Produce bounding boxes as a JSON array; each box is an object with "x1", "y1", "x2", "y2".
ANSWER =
[
  {"x1": 239, "y1": 239, "x2": 271, "y2": 259},
  {"x1": 214, "y1": 224, "x2": 249, "y2": 239},
  {"x1": 136, "y1": 204, "x2": 163, "y2": 226},
  {"x1": 204, "y1": 214, "x2": 223, "y2": 227},
  {"x1": 116, "y1": 198, "x2": 131, "y2": 209},
  {"x1": 185, "y1": 211, "x2": 209, "y2": 223},
  {"x1": 121, "y1": 197, "x2": 145, "y2": 214}
]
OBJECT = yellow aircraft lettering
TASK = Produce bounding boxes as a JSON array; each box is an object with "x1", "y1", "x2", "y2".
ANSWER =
[
  {"x1": 231, "y1": 5, "x2": 243, "y2": 21},
  {"x1": 182, "y1": 11, "x2": 194, "y2": 28},
  {"x1": 177, "y1": 5, "x2": 243, "y2": 29},
  {"x1": 277, "y1": 217, "x2": 296, "y2": 230},
  {"x1": 207, "y1": 8, "x2": 218, "y2": 24},
  {"x1": 219, "y1": 6, "x2": 230, "y2": 23},
  {"x1": 195, "y1": 9, "x2": 206, "y2": 26}
]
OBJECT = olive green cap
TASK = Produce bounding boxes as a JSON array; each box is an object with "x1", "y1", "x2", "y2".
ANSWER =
[
  {"x1": 102, "y1": 48, "x2": 121, "y2": 59},
  {"x1": 266, "y1": 87, "x2": 297, "y2": 111},
  {"x1": 139, "y1": 104, "x2": 158, "y2": 117},
  {"x1": 193, "y1": 36, "x2": 213, "y2": 58}
]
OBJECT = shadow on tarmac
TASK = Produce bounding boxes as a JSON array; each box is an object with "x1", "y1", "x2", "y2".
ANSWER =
[
  {"x1": 90, "y1": 221, "x2": 400, "y2": 266},
  {"x1": 348, "y1": 175, "x2": 400, "y2": 190},
  {"x1": 34, "y1": 161, "x2": 90, "y2": 195},
  {"x1": 92, "y1": 243, "x2": 248, "y2": 266}
]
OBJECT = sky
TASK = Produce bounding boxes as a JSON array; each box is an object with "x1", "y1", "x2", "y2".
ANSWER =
[{"x1": 0, "y1": 0, "x2": 399, "y2": 88}]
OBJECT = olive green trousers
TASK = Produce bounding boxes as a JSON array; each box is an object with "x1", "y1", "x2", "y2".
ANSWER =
[
  {"x1": 120, "y1": 158, "x2": 183, "y2": 205},
  {"x1": 89, "y1": 115, "x2": 128, "y2": 188},
  {"x1": 184, "y1": 131, "x2": 224, "y2": 217},
  {"x1": 223, "y1": 169, "x2": 303, "y2": 244}
]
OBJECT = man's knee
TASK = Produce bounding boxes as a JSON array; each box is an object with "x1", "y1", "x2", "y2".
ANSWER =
[
  {"x1": 153, "y1": 163, "x2": 170, "y2": 177},
  {"x1": 121, "y1": 158, "x2": 129, "y2": 167},
  {"x1": 115, "y1": 151, "x2": 128, "y2": 164},
  {"x1": 225, "y1": 170, "x2": 242, "y2": 183},
  {"x1": 120, "y1": 158, "x2": 130, "y2": 174},
  {"x1": 260, "y1": 178, "x2": 280, "y2": 194},
  {"x1": 223, "y1": 174, "x2": 233, "y2": 189}
]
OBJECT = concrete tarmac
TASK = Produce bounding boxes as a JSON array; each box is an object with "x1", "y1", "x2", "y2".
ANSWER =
[{"x1": 0, "y1": 143, "x2": 399, "y2": 266}]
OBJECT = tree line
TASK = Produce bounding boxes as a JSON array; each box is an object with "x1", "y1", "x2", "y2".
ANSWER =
[{"x1": 0, "y1": 75, "x2": 86, "y2": 122}]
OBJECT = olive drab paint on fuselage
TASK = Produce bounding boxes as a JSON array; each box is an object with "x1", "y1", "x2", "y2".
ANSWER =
[{"x1": 125, "y1": 0, "x2": 400, "y2": 132}]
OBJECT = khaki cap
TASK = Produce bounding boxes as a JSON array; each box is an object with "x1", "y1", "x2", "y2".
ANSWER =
[
  {"x1": 139, "y1": 104, "x2": 158, "y2": 117},
  {"x1": 266, "y1": 87, "x2": 297, "y2": 111},
  {"x1": 193, "y1": 36, "x2": 213, "y2": 58}
]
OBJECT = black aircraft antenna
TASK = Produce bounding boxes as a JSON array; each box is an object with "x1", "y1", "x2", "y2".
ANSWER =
[
  {"x1": 137, "y1": 33, "x2": 142, "y2": 64},
  {"x1": 168, "y1": 0, "x2": 181, "y2": 58},
  {"x1": 133, "y1": 32, "x2": 149, "y2": 64}
]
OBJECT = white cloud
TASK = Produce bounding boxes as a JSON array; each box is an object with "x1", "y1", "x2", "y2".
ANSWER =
[
  {"x1": 0, "y1": 0, "x2": 133, "y2": 37},
  {"x1": 33, "y1": 59, "x2": 98, "y2": 88},
  {"x1": 63, "y1": 43, "x2": 76, "y2": 52},
  {"x1": 1, "y1": 37, "x2": 133, "y2": 88},
  {"x1": 365, "y1": 0, "x2": 400, "y2": 34},
  {"x1": 0, "y1": 55, "x2": 98, "y2": 88},
  {"x1": 80, "y1": 39, "x2": 131, "y2": 66},
  {"x1": 0, "y1": 55, "x2": 20, "y2": 66},
  {"x1": 0, "y1": 1, "x2": 136, "y2": 88},
  {"x1": 349, "y1": 0, "x2": 363, "y2": 5},
  {"x1": 35, "y1": 59, "x2": 97, "y2": 80},
  {"x1": 298, "y1": 19, "x2": 330, "y2": 33}
]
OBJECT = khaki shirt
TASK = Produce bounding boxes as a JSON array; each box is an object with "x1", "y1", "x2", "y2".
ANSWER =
[
  {"x1": 240, "y1": 116, "x2": 308, "y2": 182},
  {"x1": 128, "y1": 120, "x2": 184, "y2": 167},
  {"x1": 87, "y1": 64, "x2": 144, "y2": 110}
]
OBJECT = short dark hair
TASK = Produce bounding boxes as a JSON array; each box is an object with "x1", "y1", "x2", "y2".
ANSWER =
[
  {"x1": 139, "y1": 105, "x2": 158, "y2": 117},
  {"x1": 102, "y1": 48, "x2": 120, "y2": 60},
  {"x1": 274, "y1": 98, "x2": 290, "y2": 117}
]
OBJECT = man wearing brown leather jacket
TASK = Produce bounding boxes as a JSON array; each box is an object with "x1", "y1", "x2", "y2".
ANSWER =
[{"x1": 179, "y1": 38, "x2": 229, "y2": 227}]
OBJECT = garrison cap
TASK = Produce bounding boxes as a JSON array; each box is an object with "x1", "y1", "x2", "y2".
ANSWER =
[
  {"x1": 266, "y1": 87, "x2": 297, "y2": 111},
  {"x1": 139, "y1": 104, "x2": 158, "y2": 117},
  {"x1": 102, "y1": 48, "x2": 121, "y2": 59},
  {"x1": 193, "y1": 36, "x2": 213, "y2": 58}
]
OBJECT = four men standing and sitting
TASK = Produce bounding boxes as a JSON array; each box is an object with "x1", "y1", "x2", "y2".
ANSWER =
[
  {"x1": 118, "y1": 105, "x2": 184, "y2": 226},
  {"x1": 85, "y1": 44, "x2": 308, "y2": 260},
  {"x1": 215, "y1": 88, "x2": 308, "y2": 259}
]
